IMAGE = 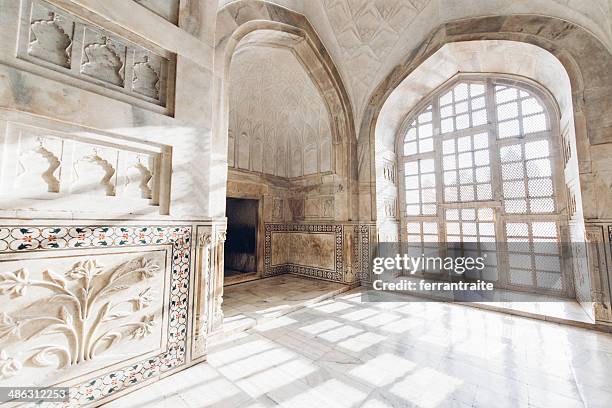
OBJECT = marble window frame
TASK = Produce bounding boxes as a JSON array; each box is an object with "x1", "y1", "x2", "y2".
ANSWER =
[{"x1": 395, "y1": 73, "x2": 571, "y2": 296}]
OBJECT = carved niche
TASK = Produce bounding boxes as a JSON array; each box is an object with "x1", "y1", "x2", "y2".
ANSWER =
[
  {"x1": 228, "y1": 46, "x2": 333, "y2": 178},
  {"x1": 272, "y1": 198, "x2": 284, "y2": 221},
  {"x1": 132, "y1": 54, "x2": 161, "y2": 100},
  {"x1": 27, "y1": 3, "x2": 74, "y2": 68},
  {"x1": 80, "y1": 30, "x2": 126, "y2": 87},
  {"x1": 18, "y1": 0, "x2": 174, "y2": 110}
]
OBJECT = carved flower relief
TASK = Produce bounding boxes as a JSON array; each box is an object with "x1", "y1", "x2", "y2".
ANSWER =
[
  {"x1": 65, "y1": 259, "x2": 103, "y2": 281},
  {"x1": 28, "y1": 12, "x2": 73, "y2": 68},
  {"x1": 130, "y1": 315, "x2": 156, "y2": 339},
  {"x1": 132, "y1": 55, "x2": 161, "y2": 100},
  {"x1": 80, "y1": 35, "x2": 125, "y2": 87},
  {"x1": 134, "y1": 288, "x2": 153, "y2": 310},
  {"x1": 0, "y1": 313, "x2": 21, "y2": 339},
  {"x1": 0, "y1": 256, "x2": 161, "y2": 373},
  {"x1": 0, "y1": 350, "x2": 22, "y2": 380},
  {"x1": 0, "y1": 268, "x2": 30, "y2": 297}
]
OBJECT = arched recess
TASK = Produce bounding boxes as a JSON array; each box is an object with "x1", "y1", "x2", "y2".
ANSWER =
[
  {"x1": 211, "y1": 0, "x2": 356, "y2": 216},
  {"x1": 361, "y1": 16, "x2": 612, "y2": 323},
  {"x1": 208, "y1": 0, "x2": 356, "y2": 332}
]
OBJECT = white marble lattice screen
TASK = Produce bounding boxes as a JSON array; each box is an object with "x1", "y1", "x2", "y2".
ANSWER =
[{"x1": 399, "y1": 78, "x2": 567, "y2": 294}]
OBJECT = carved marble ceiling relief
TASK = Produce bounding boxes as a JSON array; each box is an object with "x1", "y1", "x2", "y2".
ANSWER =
[
  {"x1": 320, "y1": 0, "x2": 431, "y2": 123},
  {"x1": 228, "y1": 46, "x2": 333, "y2": 178}
]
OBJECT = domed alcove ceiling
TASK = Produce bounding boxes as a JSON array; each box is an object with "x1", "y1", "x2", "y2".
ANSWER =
[
  {"x1": 227, "y1": 45, "x2": 333, "y2": 178},
  {"x1": 219, "y1": 0, "x2": 612, "y2": 131}
]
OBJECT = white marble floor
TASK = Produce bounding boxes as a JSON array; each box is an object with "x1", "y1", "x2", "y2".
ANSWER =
[
  {"x1": 221, "y1": 275, "x2": 351, "y2": 334},
  {"x1": 105, "y1": 288, "x2": 612, "y2": 408}
]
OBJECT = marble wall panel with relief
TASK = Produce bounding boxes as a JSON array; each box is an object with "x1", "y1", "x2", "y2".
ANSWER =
[
  {"x1": 0, "y1": 111, "x2": 171, "y2": 216},
  {"x1": 264, "y1": 223, "x2": 372, "y2": 284},
  {"x1": 0, "y1": 223, "x2": 199, "y2": 406},
  {"x1": 15, "y1": 0, "x2": 175, "y2": 115}
]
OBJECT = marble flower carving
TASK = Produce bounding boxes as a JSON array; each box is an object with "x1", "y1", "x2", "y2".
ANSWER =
[{"x1": 0, "y1": 257, "x2": 159, "y2": 370}]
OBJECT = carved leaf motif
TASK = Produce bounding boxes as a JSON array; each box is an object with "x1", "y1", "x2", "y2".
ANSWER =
[
  {"x1": 43, "y1": 269, "x2": 67, "y2": 288},
  {"x1": 30, "y1": 323, "x2": 69, "y2": 340},
  {"x1": 29, "y1": 346, "x2": 70, "y2": 369},
  {"x1": 104, "y1": 311, "x2": 130, "y2": 321},
  {"x1": 47, "y1": 294, "x2": 74, "y2": 306},
  {"x1": 130, "y1": 315, "x2": 155, "y2": 339},
  {"x1": 65, "y1": 259, "x2": 103, "y2": 280},
  {"x1": 59, "y1": 306, "x2": 73, "y2": 327},
  {"x1": 134, "y1": 287, "x2": 153, "y2": 310},
  {"x1": 0, "y1": 313, "x2": 21, "y2": 340}
]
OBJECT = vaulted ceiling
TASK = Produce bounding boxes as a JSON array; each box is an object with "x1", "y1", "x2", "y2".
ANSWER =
[
  {"x1": 228, "y1": 44, "x2": 332, "y2": 178},
  {"x1": 218, "y1": 0, "x2": 612, "y2": 131}
]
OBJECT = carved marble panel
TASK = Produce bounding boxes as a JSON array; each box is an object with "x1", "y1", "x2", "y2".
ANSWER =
[
  {"x1": 0, "y1": 248, "x2": 169, "y2": 387},
  {"x1": 382, "y1": 159, "x2": 397, "y2": 184},
  {"x1": 0, "y1": 224, "x2": 192, "y2": 405},
  {"x1": 264, "y1": 224, "x2": 343, "y2": 282},
  {"x1": 0, "y1": 116, "x2": 170, "y2": 214},
  {"x1": 18, "y1": 0, "x2": 175, "y2": 111},
  {"x1": 382, "y1": 197, "x2": 398, "y2": 219},
  {"x1": 80, "y1": 27, "x2": 127, "y2": 87},
  {"x1": 26, "y1": 0, "x2": 74, "y2": 68},
  {"x1": 288, "y1": 198, "x2": 305, "y2": 220},
  {"x1": 305, "y1": 197, "x2": 321, "y2": 219},
  {"x1": 272, "y1": 198, "x2": 284, "y2": 221}
]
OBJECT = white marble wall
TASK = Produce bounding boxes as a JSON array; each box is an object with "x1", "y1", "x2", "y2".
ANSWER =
[{"x1": 0, "y1": 0, "x2": 221, "y2": 405}]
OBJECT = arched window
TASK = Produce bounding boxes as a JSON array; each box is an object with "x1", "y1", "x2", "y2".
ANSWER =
[{"x1": 398, "y1": 76, "x2": 567, "y2": 295}]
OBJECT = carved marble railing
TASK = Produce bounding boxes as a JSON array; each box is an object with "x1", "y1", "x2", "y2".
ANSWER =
[
  {"x1": 0, "y1": 111, "x2": 171, "y2": 215},
  {"x1": 16, "y1": 0, "x2": 175, "y2": 114}
]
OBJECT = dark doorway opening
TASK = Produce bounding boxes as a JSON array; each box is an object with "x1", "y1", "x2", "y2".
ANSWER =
[{"x1": 225, "y1": 197, "x2": 259, "y2": 284}]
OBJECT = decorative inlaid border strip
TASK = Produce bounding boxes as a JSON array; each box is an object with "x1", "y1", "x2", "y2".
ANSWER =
[
  {"x1": 0, "y1": 225, "x2": 191, "y2": 405},
  {"x1": 264, "y1": 224, "x2": 343, "y2": 282},
  {"x1": 357, "y1": 225, "x2": 371, "y2": 282}
]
